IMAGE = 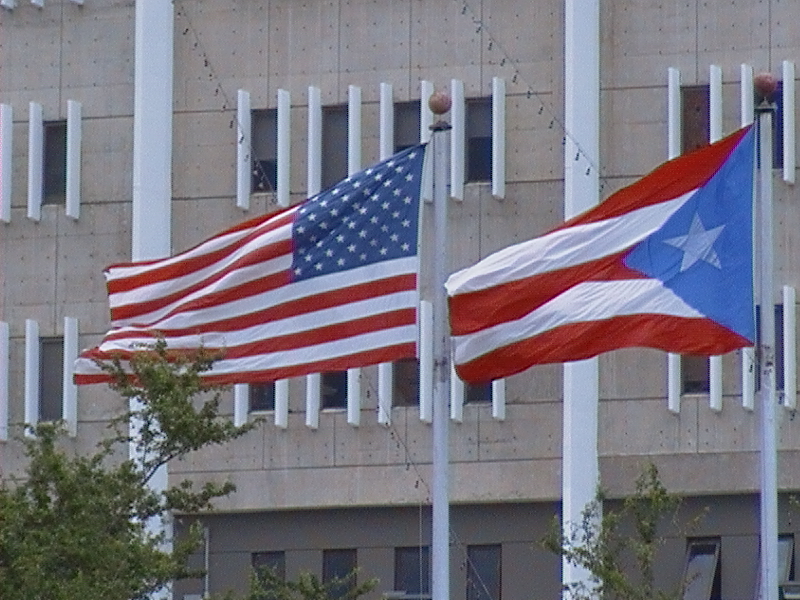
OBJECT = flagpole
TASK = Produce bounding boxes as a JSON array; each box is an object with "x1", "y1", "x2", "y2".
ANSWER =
[
  {"x1": 429, "y1": 91, "x2": 452, "y2": 600},
  {"x1": 755, "y1": 73, "x2": 779, "y2": 600}
]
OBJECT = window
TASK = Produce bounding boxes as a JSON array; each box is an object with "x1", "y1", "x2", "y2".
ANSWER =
[
  {"x1": 466, "y1": 544, "x2": 501, "y2": 600},
  {"x1": 394, "y1": 101, "x2": 421, "y2": 153},
  {"x1": 394, "y1": 546, "x2": 431, "y2": 597},
  {"x1": 393, "y1": 358, "x2": 419, "y2": 407},
  {"x1": 43, "y1": 120, "x2": 67, "y2": 204},
  {"x1": 682, "y1": 83, "x2": 784, "y2": 168},
  {"x1": 252, "y1": 550, "x2": 285, "y2": 598},
  {"x1": 681, "y1": 85, "x2": 710, "y2": 155},
  {"x1": 322, "y1": 549, "x2": 357, "y2": 600},
  {"x1": 321, "y1": 371, "x2": 347, "y2": 409},
  {"x1": 466, "y1": 98, "x2": 492, "y2": 182},
  {"x1": 39, "y1": 337, "x2": 63, "y2": 422},
  {"x1": 252, "y1": 109, "x2": 278, "y2": 193},
  {"x1": 755, "y1": 304, "x2": 786, "y2": 392},
  {"x1": 249, "y1": 383, "x2": 276, "y2": 412},
  {"x1": 322, "y1": 105, "x2": 348, "y2": 189},
  {"x1": 756, "y1": 81, "x2": 784, "y2": 169},
  {"x1": 756, "y1": 535, "x2": 795, "y2": 600},
  {"x1": 681, "y1": 538, "x2": 721, "y2": 600},
  {"x1": 682, "y1": 355, "x2": 709, "y2": 394},
  {"x1": 252, "y1": 550, "x2": 286, "y2": 581},
  {"x1": 465, "y1": 381, "x2": 492, "y2": 404}
]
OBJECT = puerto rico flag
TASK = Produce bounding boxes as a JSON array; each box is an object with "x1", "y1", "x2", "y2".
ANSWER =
[{"x1": 446, "y1": 126, "x2": 755, "y2": 384}]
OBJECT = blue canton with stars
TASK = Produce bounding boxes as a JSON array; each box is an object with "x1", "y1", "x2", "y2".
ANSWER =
[
  {"x1": 291, "y1": 145, "x2": 426, "y2": 281},
  {"x1": 624, "y1": 127, "x2": 755, "y2": 342}
]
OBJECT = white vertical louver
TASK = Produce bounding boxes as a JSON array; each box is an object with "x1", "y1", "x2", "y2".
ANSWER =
[
  {"x1": 492, "y1": 76, "x2": 506, "y2": 200},
  {"x1": 236, "y1": 89, "x2": 251, "y2": 210},
  {"x1": 276, "y1": 89, "x2": 290, "y2": 208},
  {"x1": 377, "y1": 82, "x2": 395, "y2": 425},
  {"x1": 420, "y1": 80, "x2": 434, "y2": 203},
  {"x1": 0, "y1": 104, "x2": 12, "y2": 223},
  {"x1": 449, "y1": 79, "x2": 464, "y2": 202},
  {"x1": 347, "y1": 85, "x2": 363, "y2": 427},
  {"x1": 24, "y1": 319, "x2": 40, "y2": 436},
  {"x1": 419, "y1": 300, "x2": 433, "y2": 423},
  {"x1": 233, "y1": 383, "x2": 248, "y2": 427},
  {"x1": 708, "y1": 65, "x2": 723, "y2": 412},
  {"x1": 66, "y1": 100, "x2": 82, "y2": 219},
  {"x1": 379, "y1": 82, "x2": 394, "y2": 160},
  {"x1": 492, "y1": 379, "x2": 506, "y2": 421},
  {"x1": 62, "y1": 317, "x2": 79, "y2": 437},
  {"x1": 305, "y1": 373, "x2": 320, "y2": 429},
  {"x1": 378, "y1": 362, "x2": 392, "y2": 425},
  {"x1": 450, "y1": 363, "x2": 463, "y2": 422},
  {"x1": 27, "y1": 101, "x2": 43, "y2": 222},
  {"x1": 783, "y1": 285, "x2": 797, "y2": 409},
  {"x1": 783, "y1": 60, "x2": 796, "y2": 184},
  {"x1": 274, "y1": 379, "x2": 289, "y2": 429},
  {"x1": 0, "y1": 321, "x2": 8, "y2": 441},
  {"x1": 666, "y1": 67, "x2": 681, "y2": 414},
  {"x1": 346, "y1": 368, "x2": 361, "y2": 427},
  {"x1": 741, "y1": 64, "x2": 756, "y2": 411}
]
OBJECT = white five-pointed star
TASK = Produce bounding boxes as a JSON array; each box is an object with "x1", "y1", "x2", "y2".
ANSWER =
[{"x1": 663, "y1": 213, "x2": 724, "y2": 272}]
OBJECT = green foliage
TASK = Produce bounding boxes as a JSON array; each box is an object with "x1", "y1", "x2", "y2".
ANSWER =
[
  {"x1": 221, "y1": 567, "x2": 378, "y2": 600},
  {"x1": 0, "y1": 340, "x2": 257, "y2": 600},
  {"x1": 543, "y1": 463, "x2": 701, "y2": 600}
]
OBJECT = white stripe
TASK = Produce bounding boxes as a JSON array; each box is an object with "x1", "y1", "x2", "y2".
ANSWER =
[
  {"x1": 108, "y1": 216, "x2": 282, "y2": 280},
  {"x1": 112, "y1": 255, "x2": 418, "y2": 330},
  {"x1": 452, "y1": 279, "x2": 704, "y2": 364},
  {"x1": 109, "y1": 221, "x2": 293, "y2": 313},
  {"x1": 445, "y1": 191, "x2": 695, "y2": 296},
  {"x1": 76, "y1": 323, "x2": 417, "y2": 377},
  {"x1": 101, "y1": 289, "x2": 419, "y2": 351}
]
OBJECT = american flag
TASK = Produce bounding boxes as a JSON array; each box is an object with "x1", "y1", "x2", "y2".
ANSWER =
[{"x1": 74, "y1": 144, "x2": 427, "y2": 384}]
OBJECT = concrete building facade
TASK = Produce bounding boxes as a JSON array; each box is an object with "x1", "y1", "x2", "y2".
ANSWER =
[{"x1": 2, "y1": 0, "x2": 800, "y2": 598}]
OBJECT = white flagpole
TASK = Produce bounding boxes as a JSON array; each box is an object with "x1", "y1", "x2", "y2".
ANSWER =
[
  {"x1": 755, "y1": 73, "x2": 779, "y2": 600},
  {"x1": 429, "y1": 91, "x2": 452, "y2": 600}
]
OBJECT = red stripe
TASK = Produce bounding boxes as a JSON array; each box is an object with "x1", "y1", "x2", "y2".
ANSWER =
[
  {"x1": 448, "y1": 253, "x2": 643, "y2": 335},
  {"x1": 558, "y1": 127, "x2": 751, "y2": 230},
  {"x1": 111, "y1": 240, "x2": 292, "y2": 322},
  {"x1": 75, "y1": 342, "x2": 417, "y2": 386},
  {"x1": 93, "y1": 308, "x2": 417, "y2": 359},
  {"x1": 107, "y1": 272, "x2": 417, "y2": 332},
  {"x1": 107, "y1": 210, "x2": 296, "y2": 295},
  {"x1": 454, "y1": 314, "x2": 751, "y2": 383}
]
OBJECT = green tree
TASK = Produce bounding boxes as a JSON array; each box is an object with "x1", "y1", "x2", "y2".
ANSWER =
[
  {"x1": 230, "y1": 567, "x2": 377, "y2": 600},
  {"x1": 0, "y1": 340, "x2": 256, "y2": 600},
  {"x1": 543, "y1": 463, "x2": 701, "y2": 600}
]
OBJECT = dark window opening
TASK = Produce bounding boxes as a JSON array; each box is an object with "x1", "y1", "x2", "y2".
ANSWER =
[
  {"x1": 252, "y1": 550, "x2": 286, "y2": 581},
  {"x1": 394, "y1": 546, "x2": 431, "y2": 597},
  {"x1": 755, "y1": 81, "x2": 785, "y2": 169},
  {"x1": 40, "y1": 337, "x2": 63, "y2": 422},
  {"x1": 43, "y1": 121, "x2": 67, "y2": 205},
  {"x1": 682, "y1": 538, "x2": 721, "y2": 600},
  {"x1": 465, "y1": 381, "x2": 492, "y2": 404},
  {"x1": 323, "y1": 548, "x2": 357, "y2": 600},
  {"x1": 681, "y1": 85, "x2": 710, "y2": 155},
  {"x1": 394, "y1": 101, "x2": 421, "y2": 153},
  {"x1": 466, "y1": 98, "x2": 492, "y2": 182},
  {"x1": 322, "y1": 105, "x2": 348, "y2": 189},
  {"x1": 682, "y1": 355, "x2": 709, "y2": 394},
  {"x1": 466, "y1": 544, "x2": 501, "y2": 600},
  {"x1": 393, "y1": 358, "x2": 420, "y2": 407},
  {"x1": 249, "y1": 383, "x2": 276, "y2": 412},
  {"x1": 322, "y1": 371, "x2": 347, "y2": 409},
  {"x1": 252, "y1": 109, "x2": 278, "y2": 193}
]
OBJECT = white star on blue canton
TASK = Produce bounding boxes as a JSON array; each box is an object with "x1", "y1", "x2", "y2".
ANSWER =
[{"x1": 663, "y1": 212, "x2": 724, "y2": 272}]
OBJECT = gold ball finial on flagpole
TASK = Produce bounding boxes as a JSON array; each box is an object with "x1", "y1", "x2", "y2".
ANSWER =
[
  {"x1": 429, "y1": 90, "x2": 452, "y2": 115},
  {"x1": 754, "y1": 72, "x2": 778, "y2": 103}
]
